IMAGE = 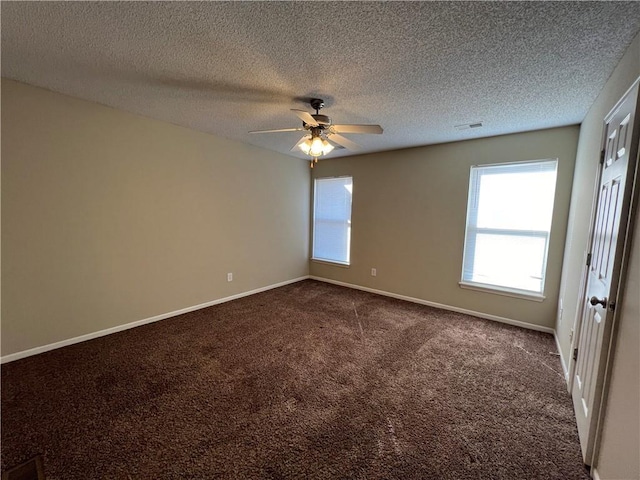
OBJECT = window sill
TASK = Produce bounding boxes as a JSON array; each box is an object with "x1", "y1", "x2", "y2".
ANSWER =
[
  {"x1": 459, "y1": 281, "x2": 545, "y2": 302},
  {"x1": 311, "y1": 258, "x2": 350, "y2": 268}
]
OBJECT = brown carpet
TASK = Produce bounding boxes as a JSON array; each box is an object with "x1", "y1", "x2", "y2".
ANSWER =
[
  {"x1": 2, "y1": 279, "x2": 589, "y2": 479},
  {"x1": 1, "y1": 456, "x2": 45, "y2": 480}
]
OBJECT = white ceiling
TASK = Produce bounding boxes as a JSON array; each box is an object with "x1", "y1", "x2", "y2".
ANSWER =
[{"x1": 3, "y1": 1, "x2": 640, "y2": 160}]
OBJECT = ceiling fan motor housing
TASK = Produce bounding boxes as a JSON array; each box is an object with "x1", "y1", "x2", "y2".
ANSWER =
[{"x1": 305, "y1": 114, "x2": 331, "y2": 129}]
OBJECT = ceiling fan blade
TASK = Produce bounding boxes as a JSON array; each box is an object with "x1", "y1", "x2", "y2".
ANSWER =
[
  {"x1": 329, "y1": 133, "x2": 362, "y2": 151},
  {"x1": 249, "y1": 127, "x2": 305, "y2": 134},
  {"x1": 332, "y1": 124, "x2": 383, "y2": 134},
  {"x1": 327, "y1": 141, "x2": 345, "y2": 150},
  {"x1": 291, "y1": 109, "x2": 318, "y2": 127},
  {"x1": 290, "y1": 135, "x2": 310, "y2": 151}
]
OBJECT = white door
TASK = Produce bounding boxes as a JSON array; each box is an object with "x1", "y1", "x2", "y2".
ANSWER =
[{"x1": 572, "y1": 81, "x2": 640, "y2": 463}]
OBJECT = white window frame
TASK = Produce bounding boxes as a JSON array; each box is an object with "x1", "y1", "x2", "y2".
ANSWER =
[
  {"x1": 312, "y1": 176, "x2": 353, "y2": 266},
  {"x1": 459, "y1": 159, "x2": 558, "y2": 301}
]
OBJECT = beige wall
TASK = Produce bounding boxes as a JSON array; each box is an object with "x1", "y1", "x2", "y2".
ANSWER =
[
  {"x1": 310, "y1": 126, "x2": 579, "y2": 329},
  {"x1": 1, "y1": 79, "x2": 310, "y2": 357},
  {"x1": 557, "y1": 32, "x2": 640, "y2": 363},
  {"x1": 557, "y1": 33, "x2": 640, "y2": 479}
]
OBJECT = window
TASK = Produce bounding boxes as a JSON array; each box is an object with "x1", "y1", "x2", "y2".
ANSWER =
[
  {"x1": 461, "y1": 159, "x2": 558, "y2": 297},
  {"x1": 312, "y1": 176, "x2": 353, "y2": 265}
]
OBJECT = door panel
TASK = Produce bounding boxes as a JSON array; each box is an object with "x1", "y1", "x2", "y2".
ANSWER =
[
  {"x1": 599, "y1": 179, "x2": 620, "y2": 281},
  {"x1": 571, "y1": 82, "x2": 639, "y2": 463}
]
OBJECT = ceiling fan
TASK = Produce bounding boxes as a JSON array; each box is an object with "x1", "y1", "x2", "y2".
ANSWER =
[{"x1": 249, "y1": 98, "x2": 383, "y2": 167}]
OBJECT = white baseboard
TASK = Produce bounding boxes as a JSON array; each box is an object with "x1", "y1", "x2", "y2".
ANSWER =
[
  {"x1": 1, "y1": 276, "x2": 310, "y2": 364},
  {"x1": 591, "y1": 467, "x2": 601, "y2": 480},
  {"x1": 3, "y1": 275, "x2": 557, "y2": 364},
  {"x1": 554, "y1": 330, "x2": 570, "y2": 382},
  {"x1": 309, "y1": 276, "x2": 555, "y2": 334}
]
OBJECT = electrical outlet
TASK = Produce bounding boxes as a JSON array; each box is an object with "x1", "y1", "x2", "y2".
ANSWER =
[
  {"x1": 227, "y1": 273, "x2": 233, "y2": 282},
  {"x1": 371, "y1": 268, "x2": 377, "y2": 277}
]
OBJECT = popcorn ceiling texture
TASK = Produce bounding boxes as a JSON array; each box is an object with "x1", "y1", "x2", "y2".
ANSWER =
[{"x1": 2, "y1": 1, "x2": 640, "y2": 159}]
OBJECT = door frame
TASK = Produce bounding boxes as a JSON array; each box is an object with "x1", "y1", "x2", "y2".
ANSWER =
[
  {"x1": 589, "y1": 78, "x2": 640, "y2": 469},
  {"x1": 566, "y1": 76, "x2": 640, "y2": 467}
]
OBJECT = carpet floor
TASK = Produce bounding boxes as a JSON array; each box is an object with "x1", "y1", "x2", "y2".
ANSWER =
[{"x1": 1, "y1": 280, "x2": 589, "y2": 479}]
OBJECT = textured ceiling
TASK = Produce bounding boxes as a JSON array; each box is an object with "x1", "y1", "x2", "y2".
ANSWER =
[{"x1": 3, "y1": 1, "x2": 640, "y2": 160}]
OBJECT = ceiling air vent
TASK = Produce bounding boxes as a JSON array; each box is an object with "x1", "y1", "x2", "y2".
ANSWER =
[{"x1": 455, "y1": 122, "x2": 483, "y2": 131}]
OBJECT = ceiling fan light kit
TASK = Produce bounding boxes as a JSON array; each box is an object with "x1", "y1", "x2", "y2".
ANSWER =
[
  {"x1": 299, "y1": 135, "x2": 334, "y2": 156},
  {"x1": 249, "y1": 98, "x2": 383, "y2": 167}
]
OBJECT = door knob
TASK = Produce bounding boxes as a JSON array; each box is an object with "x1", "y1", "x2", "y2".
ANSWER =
[{"x1": 589, "y1": 296, "x2": 607, "y2": 308}]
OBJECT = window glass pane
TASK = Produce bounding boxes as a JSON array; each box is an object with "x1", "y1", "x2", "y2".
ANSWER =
[
  {"x1": 467, "y1": 233, "x2": 546, "y2": 292},
  {"x1": 462, "y1": 159, "x2": 557, "y2": 294},
  {"x1": 313, "y1": 177, "x2": 352, "y2": 264},
  {"x1": 477, "y1": 170, "x2": 557, "y2": 231}
]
